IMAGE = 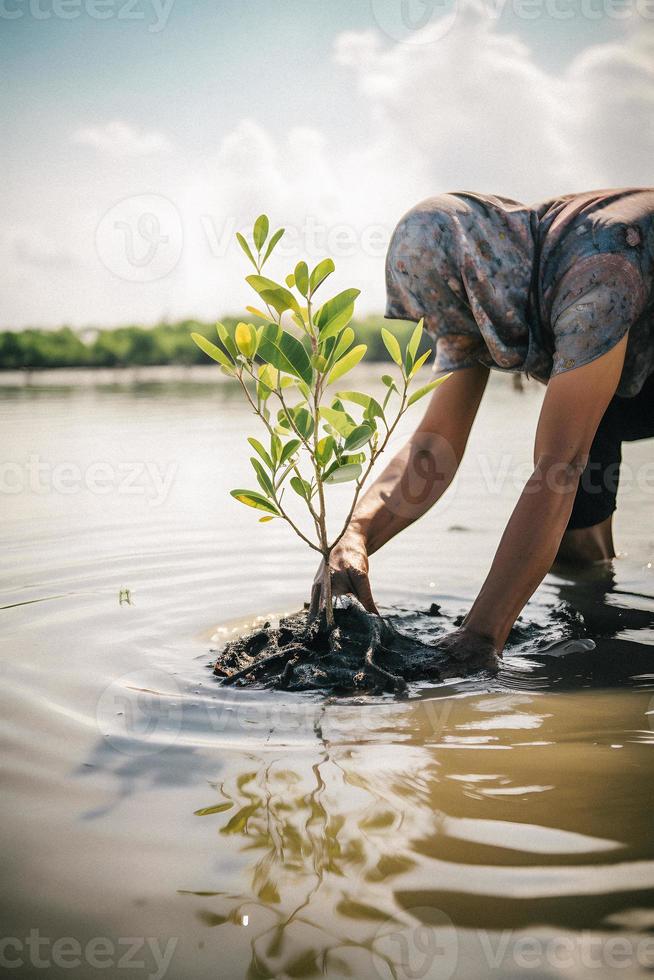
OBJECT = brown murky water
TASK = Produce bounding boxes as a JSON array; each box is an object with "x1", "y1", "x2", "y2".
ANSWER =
[{"x1": 1, "y1": 366, "x2": 653, "y2": 979}]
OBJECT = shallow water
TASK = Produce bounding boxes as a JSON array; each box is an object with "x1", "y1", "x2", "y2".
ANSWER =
[{"x1": 1, "y1": 366, "x2": 653, "y2": 979}]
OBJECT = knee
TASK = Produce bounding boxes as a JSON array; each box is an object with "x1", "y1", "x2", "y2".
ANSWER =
[{"x1": 556, "y1": 518, "x2": 615, "y2": 566}]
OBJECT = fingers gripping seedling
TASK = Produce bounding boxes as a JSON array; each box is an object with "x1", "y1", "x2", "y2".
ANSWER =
[{"x1": 192, "y1": 215, "x2": 445, "y2": 629}]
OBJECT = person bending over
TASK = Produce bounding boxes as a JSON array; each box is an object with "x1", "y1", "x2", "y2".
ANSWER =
[{"x1": 313, "y1": 188, "x2": 654, "y2": 664}]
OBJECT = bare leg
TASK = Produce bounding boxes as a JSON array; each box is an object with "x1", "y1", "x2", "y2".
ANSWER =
[{"x1": 555, "y1": 515, "x2": 615, "y2": 566}]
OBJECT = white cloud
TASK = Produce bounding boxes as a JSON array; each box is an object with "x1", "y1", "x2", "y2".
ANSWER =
[
  {"x1": 72, "y1": 120, "x2": 173, "y2": 158},
  {"x1": 12, "y1": 229, "x2": 78, "y2": 270},
  {"x1": 4, "y1": 6, "x2": 654, "y2": 328}
]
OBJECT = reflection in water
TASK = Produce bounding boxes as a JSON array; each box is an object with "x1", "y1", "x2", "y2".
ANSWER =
[{"x1": 181, "y1": 687, "x2": 654, "y2": 978}]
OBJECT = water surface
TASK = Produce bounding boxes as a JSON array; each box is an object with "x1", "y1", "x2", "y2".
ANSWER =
[{"x1": 1, "y1": 367, "x2": 653, "y2": 979}]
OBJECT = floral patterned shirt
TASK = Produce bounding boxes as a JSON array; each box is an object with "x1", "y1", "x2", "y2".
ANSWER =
[{"x1": 385, "y1": 189, "x2": 654, "y2": 396}]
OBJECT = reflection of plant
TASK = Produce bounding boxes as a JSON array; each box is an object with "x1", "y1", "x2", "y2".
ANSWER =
[
  {"x1": 185, "y1": 752, "x2": 419, "y2": 978},
  {"x1": 192, "y1": 216, "x2": 447, "y2": 626}
]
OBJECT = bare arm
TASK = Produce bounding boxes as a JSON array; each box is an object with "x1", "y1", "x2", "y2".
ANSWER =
[
  {"x1": 311, "y1": 363, "x2": 489, "y2": 613},
  {"x1": 351, "y1": 363, "x2": 489, "y2": 551},
  {"x1": 460, "y1": 335, "x2": 628, "y2": 653}
]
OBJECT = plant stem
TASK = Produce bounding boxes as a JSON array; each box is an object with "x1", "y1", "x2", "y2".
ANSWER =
[{"x1": 322, "y1": 549, "x2": 334, "y2": 628}]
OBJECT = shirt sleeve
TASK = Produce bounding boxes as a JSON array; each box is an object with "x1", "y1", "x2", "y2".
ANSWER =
[
  {"x1": 431, "y1": 329, "x2": 486, "y2": 374},
  {"x1": 550, "y1": 253, "x2": 647, "y2": 378}
]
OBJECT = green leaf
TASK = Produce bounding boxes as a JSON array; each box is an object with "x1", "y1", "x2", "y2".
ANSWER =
[
  {"x1": 271, "y1": 433, "x2": 283, "y2": 465},
  {"x1": 381, "y1": 327, "x2": 403, "y2": 366},
  {"x1": 407, "y1": 372, "x2": 451, "y2": 406},
  {"x1": 236, "y1": 232, "x2": 256, "y2": 267},
  {"x1": 336, "y1": 390, "x2": 384, "y2": 421},
  {"x1": 220, "y1": 802, "x2": 259, "y2": 834},
  {"x1": 193, "y1": 801, "x2": 233, "y2": 816},
  {"x1": 381, "y1": 374, "x2": 396, "y2": 388},
  {"x1": 246, "y1": 275, "x2": 302, "y2": 316},
  {"x1": 331, "y1": 326, "x2": 355, "y2": 362},
  {"x1": 279, "y1": 438, "x2": 301, "y2": 465},
  {"x1": 235, "y1": 322, "x2": 257, "y2": 359},
  {"x1": 191, "y1": 333, "x2": 233, "y2": 371},
  {"x1": 294, "y1": 261, "x2": 309, "y2": 297},
  {"x1": 217, "y1": 322, "x2": 238, "y2": 360},
  {"x1": 409, "y1": 348, "x2": 432, "y2": 377},
  {"x1": 230, "y1": 489, "x2": 279, "y2": 515},
  {"x1": 315, "y1": 289, "x2": 360, "y2": 341},
  {"x1": 290, "y1": 476, "x2": 312, "y2": 500},
  {"x1": 344, "y1": 423, "x2": 374, "y2": 451},
  {"x1": 253, "y1": 214, "x2": 269, "y2": 252},
  {"x1": 258, "y1": 289, "x2": 294, "y2": 317},
  {"x1": 324, "y1": 462, "x2": 362, "y2": 484},
  {"x1": 309, "y1": 258, "x2": 335, "y2": 294},
  {"x1": 261, "y1": 227, "x2": 284, "y2": 266},
  {"x1": 245, "y1": 305, "x2": 269, "y2": 321},
  {"x1": 327, "y1": 344, "x2": 366, "y2": 385},
  {"x1": 292, "y1": 406, "x2": 314, "y2": 440},
  {"x1": 258, "y1": 323, "x2": 313, "y2": 385},
  {"x1": 250, "y1": 457, "x2": 274, "y2": 495},
  {"x1": 247, "y1": 437, "x2": 273, "y2": 470},
  {"x1": 285, "y1": 274, "x2": 295, "y2": 288},
  {"x1": 319, "y1": 407, "x2": 355, "y2": 438},
  {"x1": 316, "y1": 435, "x2": 335, "y2": 467},
  {"x1": 407, "y1": 318, "x2": 423, "y2": 364},
  {"x1": 257, "y1": 363, "x2": 279, "y2": 400}
]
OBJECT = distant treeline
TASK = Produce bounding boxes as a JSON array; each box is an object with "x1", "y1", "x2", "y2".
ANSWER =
[{"x1": 0, "y1": 317, "x2": 430, "y2": 371}]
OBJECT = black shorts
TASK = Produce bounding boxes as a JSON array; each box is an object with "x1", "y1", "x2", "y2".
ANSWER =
[{"x1": 568, "y1": 371, "x2": 654, "y2": 530}]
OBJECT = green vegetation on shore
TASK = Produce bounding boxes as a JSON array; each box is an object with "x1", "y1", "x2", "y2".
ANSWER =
[{"x1": 0, "y1": 317, "x2": 430, "y2": 371}]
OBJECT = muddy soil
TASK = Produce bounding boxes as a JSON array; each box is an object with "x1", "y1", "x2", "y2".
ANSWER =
[{"x1": 212, "y1": 596, "x2": 499, "y2": 694}]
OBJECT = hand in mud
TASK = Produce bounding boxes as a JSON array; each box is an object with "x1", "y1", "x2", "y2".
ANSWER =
[
  {"x1": 309, "y1": 533, "x2": 379, "y2": 618},
  {"x1": 437, "y1": 626, "x2": 500, "y2": 672}
]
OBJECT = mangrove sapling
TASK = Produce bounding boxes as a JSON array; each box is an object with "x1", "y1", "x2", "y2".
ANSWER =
[{"x1": 192, "y1": 214, "x2": 449, "y2": 690}]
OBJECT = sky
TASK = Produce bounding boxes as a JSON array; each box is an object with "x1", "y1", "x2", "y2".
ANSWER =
[{"x1": 1, "y1": 0, "x2": 653, "y2": 328}]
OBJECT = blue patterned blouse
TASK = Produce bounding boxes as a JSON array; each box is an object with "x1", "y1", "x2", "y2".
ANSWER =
[{"x1": 385, "y1": 189, "x2": 654, "y2": 396}]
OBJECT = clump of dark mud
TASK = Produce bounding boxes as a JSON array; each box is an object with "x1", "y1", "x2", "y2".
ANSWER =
[{"x1": 212, "y1": 596, "x2": 498, "y2": 695}]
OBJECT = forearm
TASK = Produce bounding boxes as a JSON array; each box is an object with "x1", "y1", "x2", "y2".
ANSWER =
[
  {"x1": 347, "y1": 429, "x2": 460, "y2": 555},
  {"x1": 465, "y1": 455, "x2": 583, "y2": 648}
]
